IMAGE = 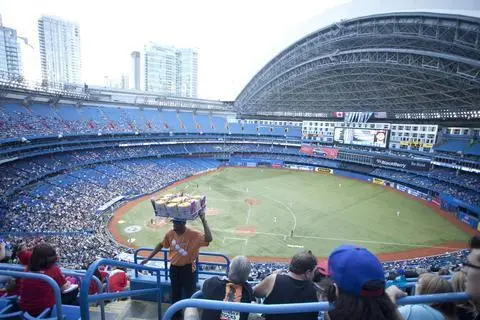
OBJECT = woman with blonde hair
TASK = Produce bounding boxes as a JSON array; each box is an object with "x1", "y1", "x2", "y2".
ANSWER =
[
  {"x1": 451, "y1": 271, "x2": 476, "y2": 320},
  {"x1": 415, "y1": 273, "x2": 457, "y2": 320}
]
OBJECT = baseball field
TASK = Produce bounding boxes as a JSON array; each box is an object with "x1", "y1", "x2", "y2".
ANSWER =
[{"x1": 109, "y1": 167, "x2": 472, "y2": 261}]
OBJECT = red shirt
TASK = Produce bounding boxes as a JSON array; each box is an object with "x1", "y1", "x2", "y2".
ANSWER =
[
  {"x1": 108, "y1": 270, "x2": 128, "y2": 293},
  {"x1": 20, "y1": 265, "x2": 67, "y2": 316},
  {"x1": 17, "y1": 250, "x2": 32, "y2": 266},
  {"x1": 88, "y1": 271, "x2": 107, "y2": 295}
]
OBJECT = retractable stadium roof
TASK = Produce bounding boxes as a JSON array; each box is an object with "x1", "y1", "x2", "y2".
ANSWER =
[{"x1": 234, "y1": 12, "x2": 480, "y2": 118}]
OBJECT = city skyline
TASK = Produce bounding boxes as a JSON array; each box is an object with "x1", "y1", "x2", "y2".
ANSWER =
[{"x1": 1, "y1": 0, "x2": 478, "y2": 100}]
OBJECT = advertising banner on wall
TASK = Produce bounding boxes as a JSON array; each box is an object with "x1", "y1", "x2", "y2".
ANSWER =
[
  {"x1": 372, "y1": 178, "x2": 387, "y2": 186},
  {"x1": 458, "y1": 212, "x2": 479, "y2": 230},
  {"x1": 373, "y1": 156, "x2": 430, "y2": 171},
  {"x1": 300, "y1": 145, "x2": 339, "y2": 159},
  {"x1": 315, "y1": 167, "x2": 333, "y2": 174},
  {"x1": 286, "y1": 164, "x2": 314, "y2": 171},
  {"x1": 395, "y1": 184, "x2": 429, "y2": 201}
]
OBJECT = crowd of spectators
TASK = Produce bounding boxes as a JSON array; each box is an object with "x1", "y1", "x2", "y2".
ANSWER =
[
  {"x1": 372, "y1": 168, "x2": 480, "y2": 207},
  {"x1": 1, "y1": 157, "x2": 220, "y2": 268},
  {"x1": 197, "y1": 249, "x2": 471, "y2": 284},
  {"x1": 187, "y1": 239, "x2": 480, "y2": 320}
]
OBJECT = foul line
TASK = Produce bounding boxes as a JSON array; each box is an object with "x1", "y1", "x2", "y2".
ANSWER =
[
  {"x1": 210, "y1": 228, "x2": 460, "y2": 250},
  {"x1": 246, "y1": 204, "x2": 252, "y2": 224},
  {"x1": 223, "y1": 236, "x2": 249, "y2": 255}
]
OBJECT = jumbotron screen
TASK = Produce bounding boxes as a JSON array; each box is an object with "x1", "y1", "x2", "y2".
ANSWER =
[{"x1": 333, "y1": 128, "x2": 389, "y2": 148}]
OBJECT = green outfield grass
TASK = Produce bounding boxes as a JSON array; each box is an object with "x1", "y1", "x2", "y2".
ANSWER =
[{"x1": 113, "y1": 168, "x2": 470, "y2": 258}]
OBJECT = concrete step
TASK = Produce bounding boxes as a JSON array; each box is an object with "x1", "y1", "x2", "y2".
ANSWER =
[{"x1": 89, "y1": 300, "x2": 170, "y2": 320}]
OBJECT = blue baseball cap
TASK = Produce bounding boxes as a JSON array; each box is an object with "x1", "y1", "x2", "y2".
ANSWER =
[{"x1": 328, "y1": 245, "x2": 385, "y2": 297}]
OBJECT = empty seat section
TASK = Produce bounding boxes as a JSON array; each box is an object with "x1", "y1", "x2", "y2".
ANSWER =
[
  {"x1": 80, "y1": 106, "x2": 108, "y2": 131},
  {"x1": 162, "y1": 110, "x2": 180, "y2": 132},
  {"x1": 243, "y1": 123, "x2": 257, "y2": 135},
  {"x1": 272, "y1": 126, "x2": 286, "y2": 136},
  {"x1": 435, "y1": 139, "x2": 471, "y2": 153},
  {"x1": 195, "y1": 114, "x2": 213, "y2": 133},
  {"x1": 465, "y1": 142, "x2": 480, "y2": 156},
  {"x1": 100, "y1": 107, "x2": 124, "y2": 132},
  {"x1": 228, "y1": 122, "x2": 242, "y2": 134},
  {"x1": 286, "y1": 126, "x2": 302, "y2": 137},
  {"x1": 56, "y1": 104, "x2": 81, "y2": 121},
  {"x1": 211, "y1": 116, "x2": 227, "y2": 133},
  {"x1": 143, "y1": 108, "x2": 166, "y2": 132},
  {"x1": 178, "y1": 112, "x2": 197, "y2": 132},
  {"x1": 122, "y1": 108, "x2": 147, "y2": 131},
  {"x1": 29, "y1": 103, "x2": 62, "y2": 129},
  {"x1": 258, "y1": 126, "x2": 271, "y2": 135}
]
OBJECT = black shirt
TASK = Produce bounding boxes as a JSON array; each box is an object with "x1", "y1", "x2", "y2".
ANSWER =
[
  {"x1": 263, "y1": 274, "x2": 318, "y2": 320},
  {"x1": 201, "y1": 276, "x2": 254, "y2": 320}
]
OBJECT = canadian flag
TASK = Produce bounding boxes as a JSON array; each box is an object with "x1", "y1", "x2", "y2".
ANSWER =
[{"x1": 332, "y1": 112, "x2": 345, "y2": 118}]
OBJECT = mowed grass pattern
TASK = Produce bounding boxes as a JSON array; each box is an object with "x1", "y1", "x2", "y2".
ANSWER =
[{"x1": 114, "y1": 168, "x2": 470, "y2": 258}]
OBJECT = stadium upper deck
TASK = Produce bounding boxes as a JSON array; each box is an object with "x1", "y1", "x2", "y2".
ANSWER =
[{"x1": 234, "y1": 12, "x2": 480, "y2": 119}]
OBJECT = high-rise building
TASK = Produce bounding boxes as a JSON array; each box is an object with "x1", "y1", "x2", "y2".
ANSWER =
[
  {"x1": 120, "y1": 74, "x2": 129, "y2": 89},
  {"x1": 0, "y1": 17, "x2": 22, "y2": 78},
  {"x1": 104, "y1": 73, "x2": 129, "y2": 89},
  {"x1": 144, "y1": 43, "x2": 177, "y2": 95},
  {"x1": 131, "y1": 51, "x2": 140, "y2": 90},
  {"x1": 38, "y1": 15, "x2": 81, "y2": 84},
  {"x1": 176, "y1": 48, "x2": 198, "y2": 98},
  {"x1": 144, "y1": 43, "x2": 198, "y2": 97}
]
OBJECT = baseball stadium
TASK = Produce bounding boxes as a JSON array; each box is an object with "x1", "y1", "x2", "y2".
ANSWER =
[{"x1": 1, "y1": 3, "x2": 480, "y2": 320}]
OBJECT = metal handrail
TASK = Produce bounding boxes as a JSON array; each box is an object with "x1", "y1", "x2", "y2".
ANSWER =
[
  {"x1": 0, "y1": 270, "x2": 63, "y2": 320},
  {"x1": 0, "y1": 262, "x2": 106, "y2": 319},
  {"x1": 79, "y1": 258, "x2": 164, "y2": 320},
  {"x1": 133, "y1": 247, "x2": 230, "y2": 281},
  {"x1": 161, "y1": 292, "x2": 470, "y2": 320}
]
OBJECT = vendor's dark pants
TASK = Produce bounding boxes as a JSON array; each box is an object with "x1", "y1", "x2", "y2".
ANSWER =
[{"x1": 169, "y1": 264, "x2": 196, "y2": 318}]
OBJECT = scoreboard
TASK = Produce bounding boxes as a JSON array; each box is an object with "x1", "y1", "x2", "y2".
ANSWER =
[{"x1": 334, "y1": 128, "x2": 389, "y2": 148}]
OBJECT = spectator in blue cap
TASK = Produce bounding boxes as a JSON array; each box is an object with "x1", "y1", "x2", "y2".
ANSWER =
[{"x1": 326, "y1": 244, "x2": 403, "y2": 320}]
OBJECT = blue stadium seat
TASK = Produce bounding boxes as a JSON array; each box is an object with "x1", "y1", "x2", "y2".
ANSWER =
[
  {"x1": 177, "y1": 112, "x2": 197, "y2": 132},
  {"x1": 286, "y1": 126, "x2": 301, "y2": 137},
  {"x1": 465, "y1": 142, "x2": 480, "y2": 156},
  {"x1": 211, "y1": 116, "x2": 227, "y2": 133},
  {"x1": 142, "y1": 109, "x2": 166, "y2": 132},
  {"x1": 162, "y1": 111, "x2": 180, "y2": 132},
  {"x1": 258, "y1": 126, "x2": 271, "y2": 135},
  {"x1": 435, "y1": 139, "x2": 471, "y2": 153},
  {"x1": 272, "y1": 126, "x2": 286, "y2": 136},
  {"x1": 194, "y1": 114, "x2": 213, "y2": 133},
  {"x1": 243, "y1": 123, "x2": 257, "y2": 135},
  {"x1": 228, "y1": 122, "x2": 242, "y2": 134}
]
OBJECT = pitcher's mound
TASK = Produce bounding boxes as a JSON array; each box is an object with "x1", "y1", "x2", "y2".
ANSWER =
[
  {"x1": 235, "y1": 225, "x2": 257, "y2": 236},
  {"x1": 245, "y1": 198, "x2": 260, "y2": 205}
]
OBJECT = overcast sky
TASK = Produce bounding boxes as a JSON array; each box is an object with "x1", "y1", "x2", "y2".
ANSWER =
[{"x1": 1, "y1": 0, "x2": 479, "y2": 100}]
